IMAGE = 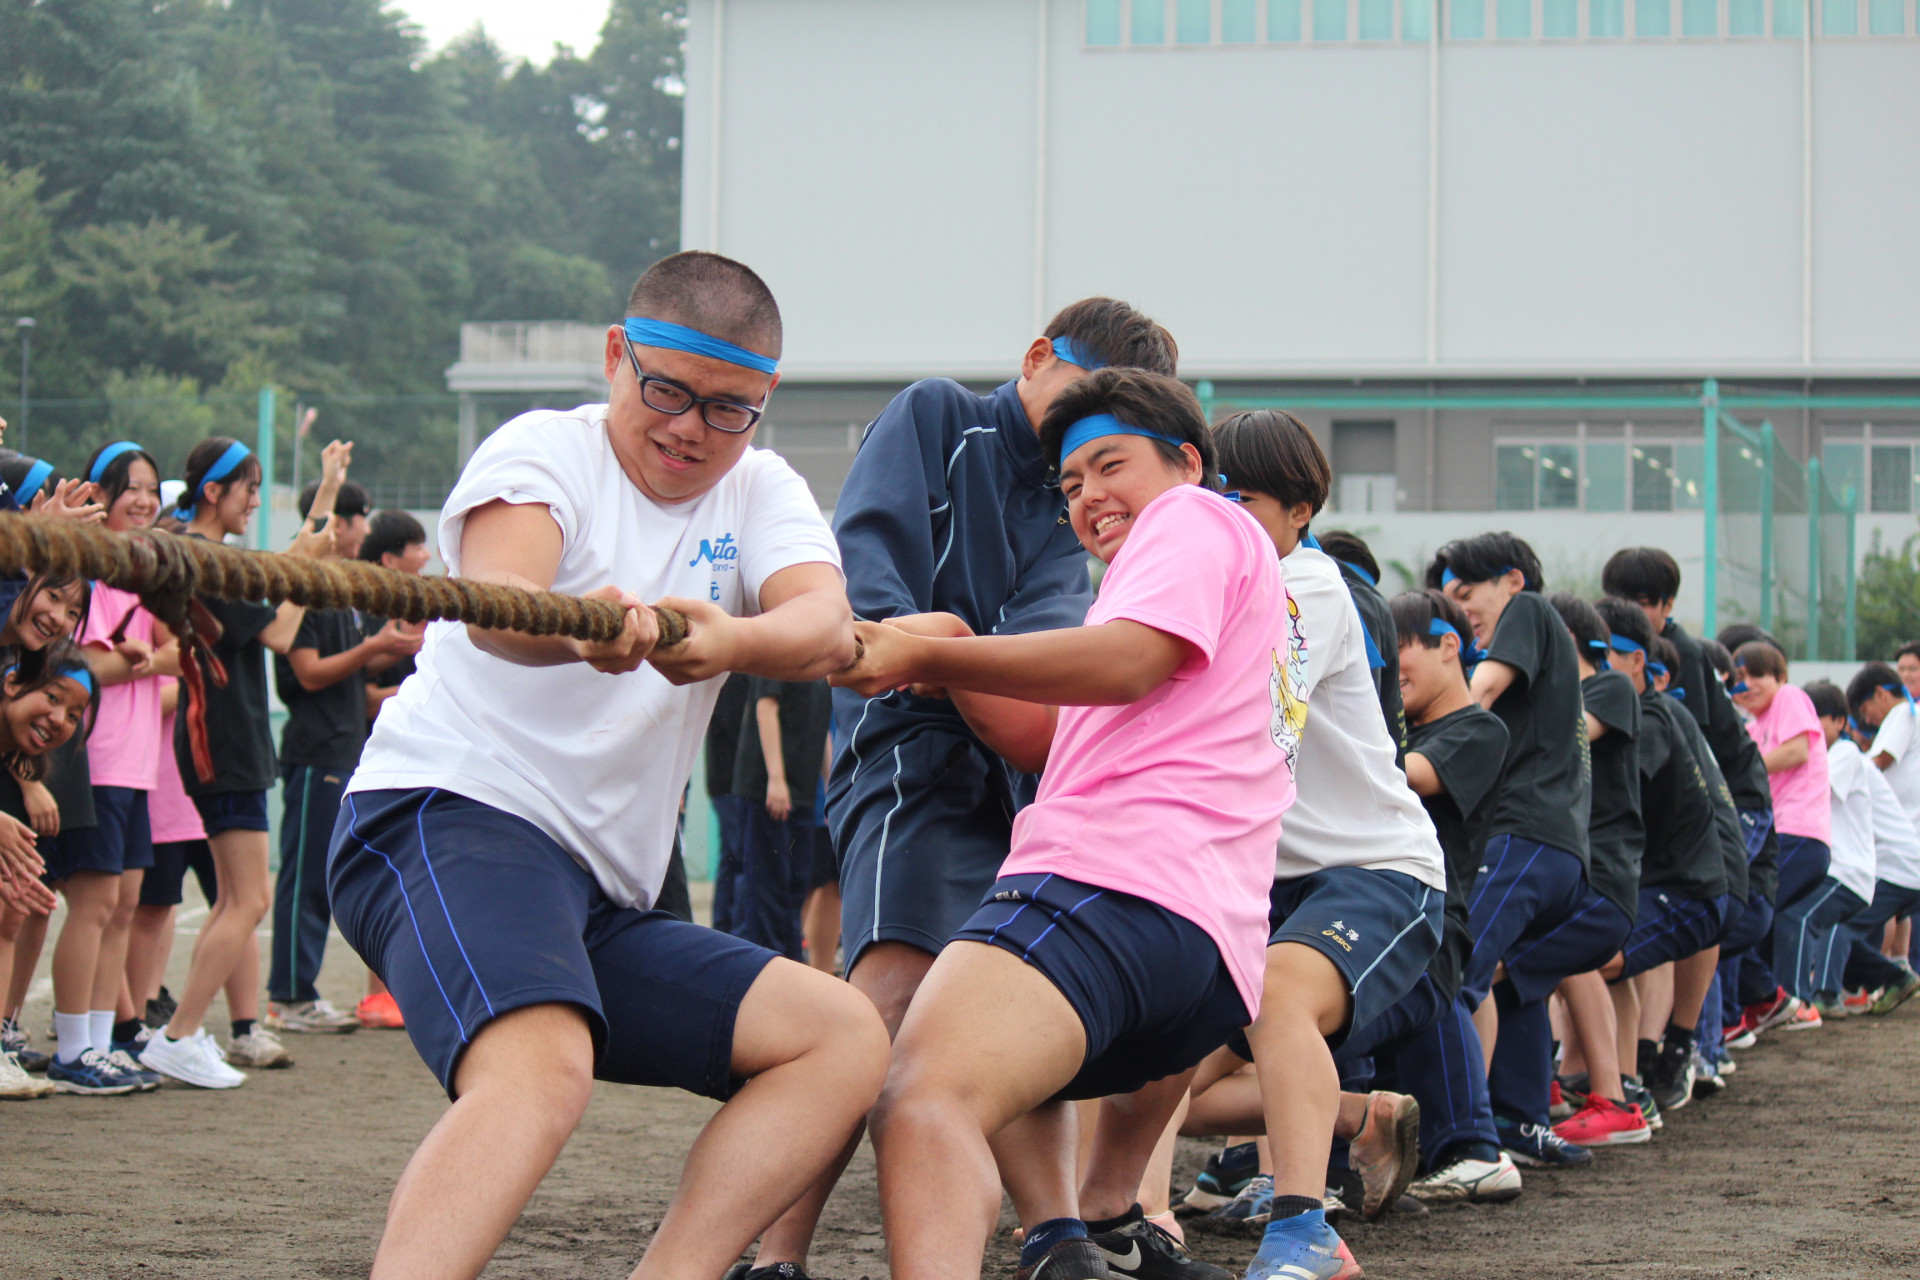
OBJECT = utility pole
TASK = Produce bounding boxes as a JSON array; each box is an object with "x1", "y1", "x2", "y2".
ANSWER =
[{"x1": 15, "y1": 317, "x2": 33, "y2": 455}]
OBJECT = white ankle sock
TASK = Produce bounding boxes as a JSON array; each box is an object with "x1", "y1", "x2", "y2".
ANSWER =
[
  {"x1": 89, "y1": 1010, "x2": 115, "y2": 1054},
  {"x1": 54, "y1": 1011, "x2": 92, "y2": 1064}
]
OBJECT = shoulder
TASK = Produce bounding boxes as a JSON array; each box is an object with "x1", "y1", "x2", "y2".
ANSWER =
[
  {"x1": 470, "y1": 405, "x2": 605, "y2": 469},
  {"x1": 874, "y1": 378, "x2": 991, "y2": 435}
]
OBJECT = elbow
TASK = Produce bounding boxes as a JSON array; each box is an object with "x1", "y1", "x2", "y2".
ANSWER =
[{"x1": 802, "y1": 614, "x2": 858, "y2": 680}]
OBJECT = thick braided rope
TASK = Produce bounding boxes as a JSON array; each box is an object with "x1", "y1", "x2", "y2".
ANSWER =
[{"x1": 0, "y1": 515, "x2": 688, "y2": 647}]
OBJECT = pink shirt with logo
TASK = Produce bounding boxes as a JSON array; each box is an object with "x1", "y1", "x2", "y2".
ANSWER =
[
  {"x1": 1001, "y1": 484, "x2": 1301, "y2": 1021},
  {"x1": 1747, "y1": 683, "x2": 1831, "y2": 844},
  {"x1": 79, "y1": 584, "x2": 161, "y2": 791},
  {"x1": 149, "y1": 678, "x2": 206, "y2": 844}
]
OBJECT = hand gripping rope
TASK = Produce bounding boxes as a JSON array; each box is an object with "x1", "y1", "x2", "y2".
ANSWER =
[{"x1": 0, "y1": 516, "x2": 689, "y2": 784}]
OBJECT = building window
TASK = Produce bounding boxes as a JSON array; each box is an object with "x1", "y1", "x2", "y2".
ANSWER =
[
  {"x1": 1177, "y1": 0, "x2": 1214, "y2": 41},
  {"x1": 1632, "y1": 444, "x2": 1680, "y2": 511},
  {"x1": 1360, "y1": 0, "x2": 1397, "y2": 37},
  {"x1": 1544, "y1": 0, "x2": 1581, "y2": 34},
  {"x1": 1222, "y1": 0, "x2": 1262, "y2": 40},
  {"x1": 1683, "y1": 0, "x2": 1719, "y2": 32},
  {"x1": 1774, "y1": 0, "x2": 1805, "y2": 36},
  {"x1": 1498, "y1": 0, "x2": 1533, "y2": 35},
  {"x1": 1869, "y1": 0, "x2": 1906, "y2": 31},
  {"x1": 1495, "y1": 443, "x2": 1581, "y2": 510},
  {"x1": 1591, "y1": 0, "x2": 1628, "y2": 35},
  {"x1": 1729, "y1": 0, "x2": 1766, "y2": 32},
  {"x1": 1087, "y1": 0, "x2": 1124, "y2": 44},
  {"x1": 1872, "y1": 445, "x2": 1914, "y2": 512},
  {"x1": 1316, "y1": 0, "x2": 1351, "y2": 38},
  {"x1": 1585, "y1": 441, "x2": 1628, "y2": 511},
  {"x1": 1639, "y1": 0, "x2": 1674, "y2": 35},
  {"x1": 1133, "y1": 0, "x2": 1169, "y2": 43},
  {"x1": 1451, "y1": 0, "x2": 1489, "y2": 37},
  {"x1": 1406, "y1": 0, "x2": 1437, "y2": 36},
  {"x1": 1271, "y1": 0, "x2": 1305, "y2": 38},
  {"x1": 1823, "y1": 0, "x2": 1859, "y2": 30}
]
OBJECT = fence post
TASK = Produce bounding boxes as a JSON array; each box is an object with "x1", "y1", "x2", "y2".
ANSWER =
[
  {"x1": 1196, "y1": 379, "x2": 1216, "y2": 424},
  {"x1": 256, "y1": 386, "x2": 276, "y2": 551},
  {"x1": 1806, "y1": 455, "x2": 1822, "y2": 661},
  {"x1": 1844, "y1": 484, "x2": 1858, "y2": 661},
  {"x1": 1759, "y1": 420, "x2": 1775, "y2": 631},
  {"x1": 1702, "y1": 379, "x2": 1719, "y2": 639}
]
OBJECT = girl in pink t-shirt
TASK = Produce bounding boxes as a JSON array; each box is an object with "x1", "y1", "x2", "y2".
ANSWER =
[
  {"x1": 1732, "y1": 639, "x2": 1833, "y2": 1027},
  {"x1": 833, "y1": 371, "x2": 1314, "y2": 1280}
]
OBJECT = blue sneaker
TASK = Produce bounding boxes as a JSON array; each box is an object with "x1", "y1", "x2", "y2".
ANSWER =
[
  {"x1": 1195, "y1": 1174, "x2": 1272, "y2": 1235},
  {"x1": 1244, "y1": 1210, "x2": 1360, "y2": 1280},
  {"x1": 48, "y1": 1048, "x2": 140, "y2": 1096},
  {"x1": 1495, "y1": 1114, "x2": 1594, "y2": 1168},
  {"x1": 1181, "y1": 1141, "x2": 1261, "y2": 1212},
  {"x1": 107, "y1": 1045, "x2": 163, "y2": 1092}
]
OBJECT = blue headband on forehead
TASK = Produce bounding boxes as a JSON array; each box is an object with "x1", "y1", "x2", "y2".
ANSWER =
[
  {"x1": 1051, "y1": 336, "x2": 1106, "y2": 371},
  {"x1": 1609, "y1": 633, "x2": 1646, "y2": 655},
  {"x1": 57, "y1": 663, "x2": 94, "y2": 696},
  {"x1": 1441, "y1": 565, "x2": 1517, "y2": 588},
  {"x1": 175, "y1": 441, "x2": 252, "y2": 519},
  {"x1": 1057, "y1": 414, "x2": 1185, "y2": 466},
  {"x1": 16, "y1": 459, "x2": 55, "y2": 506},
  {"x1": 1646, "y1": 660, "x2": 1669, "y2": 679},
  {"x1": 88, "y1": 441, "x2": 145, "y2": 485},
  {"x1": 1428, "y1": 616, "x2": 1486, "y2": 666},
  {"x1": 623, "y1": 317, "x2": 778, "y2": 375}
]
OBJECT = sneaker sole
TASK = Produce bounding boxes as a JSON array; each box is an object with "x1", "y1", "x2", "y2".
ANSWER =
[
  {"x1": 1570, "y1": 1126, "x2": 1653, "y2": 1146},
  {"x1": 141, "y1": 1054, "x2": 246, "y2": 1090},
  {"x1": 1501, "y1": 1148, "x2": 1592, "y2": 1170},
  {"x1": 1357, "y1": 1095, "x2": 1421, "y2": 1222},
  {"x1": 280, "y1": 1023, "x2": 360, "y2": 1034},
  {"x1": 1778, "y1": 1018, "x2": 1823, "y2": 1032},
  {"x1": 51, "y1": 1078, "x2": 138, "y2": 1095},
  {"x1": 1870, "y1": 982, "x2": 1920, "y2": 1016},
  {"x1": 1178, "y1": 1187, "x2": 1238, "y2": 1214}
]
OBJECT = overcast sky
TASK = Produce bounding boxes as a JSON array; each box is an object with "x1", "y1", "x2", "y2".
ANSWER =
[{"x1": 394, "y1": 0, "x2": 612, "y2": 64}]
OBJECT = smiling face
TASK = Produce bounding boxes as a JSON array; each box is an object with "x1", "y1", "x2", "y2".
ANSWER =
[
  {"x1": 1732, "y1": 668, "x2": 1779, "y2": 716},
  {"x1": 106, "y1": 457, "x2": 162, "y2": 532},
  {"x1": 601, "y1": 326, "x2": 776, "y2": 506},
  {"x1": 10, "y1": 580, "x2": 87, "y2": 652},
  {"x1": 1442, "y1": 572, "x2": 1523, "y2": 647},
  {"x1": 382, "y1": 541, "x2": 431, "y2": 576},
  {"x1": 2, "y1": 673, "x2": 87, "y2": 757},
  {"x1": 203, "y1": 475, "x2": 261, "y2": 537},
  {"x1": 1059, "y1": 435, "x2": 1203, "y2": 563},
  {"x1": 1899, "y1": 653, "x2": 1920, "y2": 700},
  {"x1": 1398, "y1": 633, "x2": 1458, "y2": 722}
]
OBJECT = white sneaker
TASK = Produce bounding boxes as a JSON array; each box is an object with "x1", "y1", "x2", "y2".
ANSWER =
[
  {"x1": 273, "y1": 999, "x2": 359, "y2": 1034},
  {"x1": 227, "y1": 1027, "x2": 293, "y2": 1068},
  {"x1": 1408, "y1": 1151, "x2": 1523, "y2": 1204},
  {"x1": 0, "y1": 1050, "x2": 55, "y2": 1099},
  {"x1": 140, "y1": 1029, "x2": 247, "y2": 1089}
]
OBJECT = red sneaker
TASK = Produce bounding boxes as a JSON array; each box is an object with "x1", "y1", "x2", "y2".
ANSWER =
[
  {"x1": 1745, "y1": 988, "x2": 1801, "y2": 1034},
  {"x1": 1552, "y1": 1094, "x2": 1653, "y2": 1147},
  {"x1": 356, "y1": 991, "x2": 405, "y2": 1030},
  {"x1": 1779, "y1": 1002, "x2": 1823, "y2": 1031},
  {"x1": 1722, "y1": 1010, "x2": 1757, "y2": 1047}
]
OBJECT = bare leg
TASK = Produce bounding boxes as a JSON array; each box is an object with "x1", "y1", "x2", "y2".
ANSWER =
[
  {"x1": 1135, "y1": 1091, "x2": 1190, "y2": 1219},
  {"x1": 1672, "y1": 947, "x2": 1720, "y2": 1029},
  {"x1": 802, "y1": 884, "x2": 842, "y2": 975},
  {"x1": 126, "y1": 903, "x2": 175, "y2": 1008},
  {"x1": 368, "y1": 971, "x2": 389, "y2": 996},
  {"x1": 1556, "y1": 971, "x2": 1623, "y2": 1102},
  {"x1": 92, "y1": 870, "x2": 144, "y2": 1026},
  {"x1": 995, "y1": 1101, "x2": 1082, "y2": 1230},
  {"x1": 226, "y1": 912, "x2": 262, "y2": 1025},
  {"x1": 0, "y1": 906, "x2": 18, "y2": 1020},
  {"x1": 7, "y1": 908, "x2": 49, "y2": 1019},
  {"x1": 1609, "y1": 979, "x2": 1640, "y2": 1078},
  {"x1": 164, "y1": 830, "x2": 270, "y2": 1040},
  {"x1": 1471, "y1": 991, "x2": 1499, "y2": 1070},
  {"x1": 52, "y1": 872, "x2": 119, "y2": 1038},
  {"x1": 1184, "y1": 1066, "x2": 1265, "y2": 1136},
  {"x1": 1243, "y1": 942, "x2": 1349, "y2": 1203},
  {"x1": 1636, "y1": 968, "x2": 1672, "y2": 1044},
  {"x1": 1078, "y1": 1070, "x2": 1198, "y2": 1221}
]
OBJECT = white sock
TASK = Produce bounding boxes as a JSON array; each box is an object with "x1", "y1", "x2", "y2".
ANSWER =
[
  {"x1": 54, "y1": 1011, "x2": 93, "y2": 1064},
  {"x1": 89, "y1": 1010, "x2": 115, "y2": 1054}
]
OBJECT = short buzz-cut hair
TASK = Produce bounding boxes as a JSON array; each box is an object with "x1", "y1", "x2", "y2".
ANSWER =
[
  {"x1": 1651, "y1": 635, "x2": 1680, "y2": 674},
  {"x1": 1045, "y1": 298, "x2": 1178, "y2": 377},
  {"x1": 1601, "y1": 547, "x2": 1683, "y2": 605},
  {"x1": 1212, "y1": 410, "x2": 1331, "y2": 518},
  {"x1": 1039, "y1": 368, "x2": 1215, "y2": 479},
  {"x1": 1718, "y1": 623, "x2": 1780, "y2": 654},
  {"x1": 625, "y1": 251, "x2": 782, "y2": 361},
  {"x1": 1425, "y1": 532, "x2": 1544, "y2": 593}
]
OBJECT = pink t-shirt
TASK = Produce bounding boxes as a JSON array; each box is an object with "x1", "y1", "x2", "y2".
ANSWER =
[
  {"x1": 1002, "y1": 484, "x2": 1301, "y2": 1021},
  {"x1": 1747, "y1": 683, "x2": 1831, "y2": 844},
  {"x1": 79, "y1": 584, "x2": 162, "y2": 791},
  {"x1": 149, "y1": 680, "x2": 207, "y2": 844}
]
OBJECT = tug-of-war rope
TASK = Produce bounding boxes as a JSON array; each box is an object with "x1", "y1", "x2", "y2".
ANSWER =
[{"x1": 0, "y1": 515, "x2": 687, "y2": 783}]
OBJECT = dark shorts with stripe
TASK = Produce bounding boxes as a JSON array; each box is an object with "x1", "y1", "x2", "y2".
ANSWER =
[
  {"x1": 1615, "y1": 887, "x2": 1731, "y2": 983},
  {"x1": 42, "y1": 786, "x2": 152, "y2": 880},
  {"x1": 953, "y1": 872, "x2": 1249, "y2": 1100},
  {"x1": 329, "y1": 788, "x2": 777, "y2": 1101},
  {"x1": 1500, "y1": 887, "x2": 1634, "y2": 1004}
]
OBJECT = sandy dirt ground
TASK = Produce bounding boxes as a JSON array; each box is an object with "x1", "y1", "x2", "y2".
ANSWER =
[{"x1": 8, "y1": 889, "x2": 1920, "y2": 1280}]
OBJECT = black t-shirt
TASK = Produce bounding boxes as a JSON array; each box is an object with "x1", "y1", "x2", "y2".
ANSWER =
[
  {"x1": 1581, "y1": 669, "x2": 1644, "y2": 918},
  {"x1": 1336, "y1": 559, "x2": 1406, "y2": 762},
  {"x1": 174, "y1": 535, "x2": 279, "y2": 796},
  {"x1": 1670, "y1": 694, "x2": 1749, "y2": 903},
  {"x1": 705, "y1": 673, "x2": 752, "y2": 797},
  {"x1": 43, "y1": 733, "x2": 96, "y2": 831},
  {"x1": 363, "y1": 613, "x2": 416, "y2": 691},
  {"x1": 1407, "y1": 705, "x2": 1509, "y2": 1005},
  {"x1": 1636, "y1": 690, "x2": 1730, "y2": 901},
  {"x1": 0, "y1": 767, "x2": 27, "y2": 826},
  {"x1": 732, "y1": 678, "x2": 835, "y2": 815},
  {"x1": 274, "y1": 606, "x2": 369, "y2": 772},
  {"x1": 1663, "y1": 619, "x2": 1775, "y2": 899},
  {"x1": 1482, "y1": 591, "x2": 1592, "y2": 866}
]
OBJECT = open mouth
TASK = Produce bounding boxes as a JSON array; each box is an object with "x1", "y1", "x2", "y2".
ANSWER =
[
  {"x1": 31, "y1": 616, "x2": 58, "y2": 641},
  {"x1": 29, "y1": 721, "x2": 52, "y2": 748},
  {"x1": 1092, "y1": 511, "x2": 1131, "y2": 539},
  {"x1": 655, "y1": 439, "x2": 701, "y2": 471}
]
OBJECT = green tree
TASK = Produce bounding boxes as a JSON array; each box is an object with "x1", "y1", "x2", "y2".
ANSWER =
[{"x1": 1855, "y1": 526, "x2": 1920, "y2": 659}]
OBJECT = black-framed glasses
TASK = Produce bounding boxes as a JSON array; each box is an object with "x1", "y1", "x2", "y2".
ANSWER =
[{"x1": 622, "y1": 338, "x2": 767, "y2": 434}]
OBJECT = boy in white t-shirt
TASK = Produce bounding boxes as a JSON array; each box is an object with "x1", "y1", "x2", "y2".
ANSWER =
[
  {"x1": 1853, "y1": 662, "x2": 1920, "y2": 827},
  {"x1": 1842, "y1": 746, "x2": 1920, "y2": 1013},
  {"x1": 329, "y1": 252, "x2": 889, "y2": 1280},
  {"x1": 1803, "y1": 683, "x2": 1875, "y2": 1015}
]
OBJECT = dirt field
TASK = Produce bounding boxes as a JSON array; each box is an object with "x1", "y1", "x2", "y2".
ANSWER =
[{"x1": 8, "y1": 892, "x2": 1920, "y2": 1280}]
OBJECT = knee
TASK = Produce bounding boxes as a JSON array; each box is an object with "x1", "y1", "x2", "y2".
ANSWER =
[{"x1": 808, "y1": 978, "x2": 892, "y2": 1102}]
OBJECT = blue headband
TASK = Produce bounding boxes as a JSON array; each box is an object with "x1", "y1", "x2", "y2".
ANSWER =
[
  {"x1": 1051, "y1": 336, "x2": 1106, "y2": 371},
  {"x1": 1440, "y1": 565, "x2": 1518, "y2": 589},
  {"x1": 88, "y1": 441, "x2": 145, "y2": 485},
  {"x1": 1340, "y1": 558, "x2": 1378, "y2": 587},
  {"x1": 1608, "y1": 634, "x2": 1645, "y2": 655},
  {"x1": 15, "y1": 459, "x2": 54, "y2": 506},
  {"x1": 1883, "y1": 683, "x2": 1917, "y2": 707},
  {"x1": 1057, "y1": 414, "x2": 1185, "y2": 466},
  {"x1": 1667, "y1": 686, "x2": 1686, "y2": 700},
  {"x1": 1586, "y1": 638, "x2": 1611, "y2": 654},
  {"x1": 1428, "y1": 617, "x2": 1486, "y2": 665},
  {"x1": 175, "y1": 441, "x2": 252, "y2": 519},
  {"x1": 56, "y1": 663, "x2": 93, "y2": 696},
  {"x1": 1646, "y1": 660, "x2": 1669, "y2": 679},
  {"x1": 1729, "y1": 679, "x2": 1750, "y2": 694},
  {"x1": 623, "y1": 317, "x2": 778, "y2": 375}
]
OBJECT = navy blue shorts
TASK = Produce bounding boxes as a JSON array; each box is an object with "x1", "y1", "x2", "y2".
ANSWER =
[
  {"x1": 329, "y1": 788, "x2": 778, "y2": 1101},
  {"x1": 833, "y1": 723, "x2": 1016, "y2": 971},
  {"x1": 1266, "y1": 867, "x2": 1444, "y2": 1049},
  {"x1": 42, "y1": 787, "x2": 152, "y2": 880},
  {"x1": 1499, "y1": 888, "x2": 1634, "y2": 1004},
  {"x1": 1462, "y1": 836, "x2": 1588, "y2": 1007},
  {"x1": 952, "y1": 873, "x2": 1249, "y2": 1101},
  {"x1": 141, "y1": 838, "x2": 215, "y2": 906},
  {"x1": 1615, "y1": 887, "x2": 1730, "y2": 982},
  {"x1": 193, "y1": 790, "x2": 270, "y2": 835}
]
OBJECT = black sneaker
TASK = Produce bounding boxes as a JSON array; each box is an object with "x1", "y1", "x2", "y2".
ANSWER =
[
  {"x1": 1494, "y1": 1114, "x2": 1594, "y2": 1169},
  {"x1": 1179, "y1": 1141, "x2": 1260, "y2": 1213},
  {"x1": 1645, "y1": 1040, "x2": 1695, "y2": 1115},
  {"x1": 1089, "y1": 1206, "x2": 1231, "y2": 1280},
  {"x1": 1623, "y1": 1075, "x2": 1663, "y2": 1131},
  {"x1": 145, "y1": 988, "x2": 177, "y2": 1030},
  {"x1": 741, "y1": 1265, "x2": 812, "y2": 1280},
  {"x1": 1018, "y1": 1238, "x2": 1110, "y2": 1280}
]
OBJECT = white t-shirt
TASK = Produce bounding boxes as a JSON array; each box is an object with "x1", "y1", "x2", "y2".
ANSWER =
[
  {"x1": 1867, "y1": 699, "x2": 1920, "y2": 828},
  {"x1": 349, "y1": 405, "x2": 842, "y2": 910},
  {"x1": 1272, "y1": 546, "x2": 1446, "y2": 892},
  {"x1": 1824, "y1": 739, "x2": 1879, "y2": 903},
  {"x1": 1864, "y1": 761, "x2": 1920, "y2": 891}
]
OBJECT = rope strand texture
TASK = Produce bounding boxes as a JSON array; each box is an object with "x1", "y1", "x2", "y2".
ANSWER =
[{"x1": 0, "y1": 515, "x2": 688, "y2": 647}]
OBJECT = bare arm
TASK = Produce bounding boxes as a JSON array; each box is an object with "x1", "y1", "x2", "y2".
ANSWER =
[
  {"x1": 1764, "y1": 735, "x2": 1810, "y2": 773},
  {"x1": 757, "y1": 696, "x2": 792, "y2": 819},
  {"x1": 1403, "y1": 751, "x2": 1443, "y2": 798},
  {"x1": 951, "y1": 692, "x2": 1058, "y2": 776},
  {"x1": 286, "y1": 622, "x2": 422, "y2": 693},
  {"x1": 1468, "y1": 658, "x2": 1519, "y2": 710},
  {"x1": 833, "y1": 616, "x2": 1191, "y2": 707},
  {"x1": 650, "y1": 561, "x2": 855, "y2": 686}
]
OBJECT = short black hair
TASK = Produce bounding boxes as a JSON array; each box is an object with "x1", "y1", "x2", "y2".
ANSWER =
[
  {"x1": 1703, "y1": 638, "x2": 1734, "y2": 678},
  {"x1": 625, "y1": 251, "x2": 782, "y2": 362},
  {"x1": 1391, "y1": 588, "x2": 1472, "y2": 651},
  {"x1": 1733, "y1": 639, "x2": 1788, "y2": 682},
  {"x1": 1038, "y1": 368, "x2": 1215, "y2": 479},
  {"x1": 1806, "y1": 680, "x2": 1847, "y2": 722},
  {"x1": 1547, "y1": 591, "x2": 1610, "y2": 664},
  {"x1": 79, "y1": 442, "x2": 160, "y2": 512},
  {"x1": 360, "y1": 510, "x2": 427, "y2": 563},
  {"x1": 299, "y1": 480, "x2": 370, "y2": 521},
  {"x1": 1593, "y1": 595, "x2": 1654, "y2": 655},
  {"x1": 1213, "y1": 411, "x2": 1330, "y2": 517},
  {"x1": 1717, "y1": 623, "x2": 1780, "y2": 654},
  {"x1": 1897, "y1": 640, "x2": 1920, "y2": 664},
  {"x1": 1317, "y1": 530, "x2": 1381, "y2": 585},
  {"x1": 1651, "y1": 636, "x2": 1680, "y2": 674},
  {"x1": 1600, "y1": 547, "x2": 1682, "y2": 605},
  {"x1": 1846, "y1": 661, "x2": 1902, "y2": 715},
  {"x1": 1045, "y1": 297, "x2": 1178, "y2": 377},
  {"x1": 1425, "y1": 532, "x2": 1544, "y2": 592}
]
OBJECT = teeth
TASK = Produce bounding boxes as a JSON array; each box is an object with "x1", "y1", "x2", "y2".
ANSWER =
[{"x1": 1093, "y1": 513, "x2": 1129, "y2": 534}]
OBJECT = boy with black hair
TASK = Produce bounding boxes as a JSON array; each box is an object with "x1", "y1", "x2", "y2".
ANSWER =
[
  {"x1": 749, "y1": 298, "x2": 1181, "y2": 1280},
  {"x1": 1851, "y1": 661, "x2": 1920, "y2": 832},
  {"x1": 1312, "y1": 529, "x2": 1403, "y2": 759},
  {"x1": 1803, "y1": 681, "x2": 1877, "y2": 1016},
  {"x1": 1837, "y1": 720, "x2": 1920, "y2": 1014},
  {"x1": 358, "y1": 509, "x2": 431, "y2": 723},
  {"x1": 269, "y1": 479, "x2": 422, "y2": 1035}
]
